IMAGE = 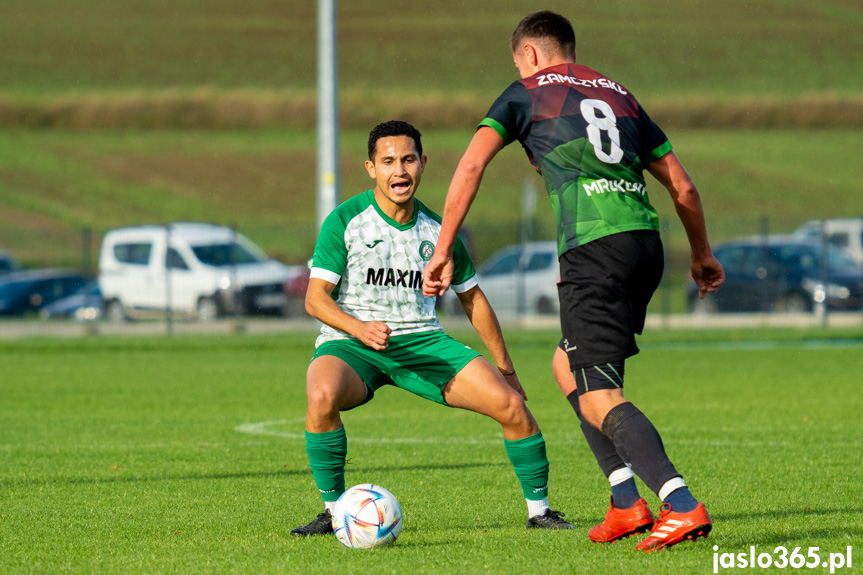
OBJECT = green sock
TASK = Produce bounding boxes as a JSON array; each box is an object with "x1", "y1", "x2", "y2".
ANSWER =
[
  {"x1": 305, "y1": 427, "x2": 347, "y2": 503},
  {"x1": 504, "y1": 431, "x2": 550, "y2": 500}
]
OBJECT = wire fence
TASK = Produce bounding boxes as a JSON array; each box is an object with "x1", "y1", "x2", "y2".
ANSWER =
[{"x1": 1, "y1": 215, "x2": 862, "y2": 336}]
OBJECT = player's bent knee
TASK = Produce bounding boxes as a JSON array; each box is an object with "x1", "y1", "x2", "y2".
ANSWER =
[
  {"x1": 579, "y1": 391, "x2": 628, "y2": 430},
  {"x1": 306, "y1": 384, "x2": 341, "y2": 414},
  {"x1": 496, "y1": 393, "x2": 536, "y2": 432}
]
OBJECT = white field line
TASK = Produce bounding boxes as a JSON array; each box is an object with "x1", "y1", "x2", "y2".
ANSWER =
[
  {"x1": 234, "y1": 418, "x2": 505, "y2": 445},
  {"x1": 233, "y1": 418, "x2": 860, "y2": 448},
  {"x1": 646, "y1": 339, "x2": 863, "y2": 352}
]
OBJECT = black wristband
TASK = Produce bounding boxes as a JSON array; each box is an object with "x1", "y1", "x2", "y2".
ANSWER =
[{"x1": 498, "y1": 368, "x2": 515, "y2": 376}]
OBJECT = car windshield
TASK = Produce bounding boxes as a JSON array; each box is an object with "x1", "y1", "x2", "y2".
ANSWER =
[
  {"x1": 73, "y1": 280, "x2": 101, "y2": 296},
  {"x1": 525, "y1": 251, "x2": 554, "y2": 271},
  {"x1": 191, "y1": 242, "x2": 264, "y2": 267},
  {"x1": 826, "y1": 247, "x2": 859, "y2": 274},
  {"x1": 480, "y1": 251, "x2": 522, "y2": 276},
  {"x1": 772, "y1": 246, "x2": 817, "y2": 274},
  {"x1": 773, "y1": 244, "x2": 859, "y2": 275}
]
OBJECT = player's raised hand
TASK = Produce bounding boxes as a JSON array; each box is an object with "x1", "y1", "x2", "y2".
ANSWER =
[
  {"x1": 691, "y1": 255, "x2": 725, "y2": 299},
  {"x1": 502, "y1": 371, "x2": 528, "y2": 401},
  {"x1": 422, "y1": 251, "x2": 454, "y2": 297},
  {"x1": 356, "y1": 321, "x2": 392, "y2": 350}
]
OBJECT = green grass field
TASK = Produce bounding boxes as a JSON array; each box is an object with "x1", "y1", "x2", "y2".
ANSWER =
[
  {"x1": 2, "y1": 6, "x2": 862, "y2": 568},
  {"x1": 1, "y1": 328, "x2": 861, "y2": 574}
]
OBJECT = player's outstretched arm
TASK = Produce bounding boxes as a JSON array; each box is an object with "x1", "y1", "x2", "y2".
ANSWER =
[
  {"x1": 455, "y1": 285, "x2": 527, "y2": 400},
  {"x1": 305, "y1": 277, "x2": 391, "y2": 349},
  {"x1": 647, "y1": 151, "x2": 725, "y2": 299},
  {"x1": 424, "y1": 127, "x2": 504, "y2": 297}
]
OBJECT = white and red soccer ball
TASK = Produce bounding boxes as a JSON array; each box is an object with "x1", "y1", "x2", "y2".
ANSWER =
[{"x1": 332, "y1": 484, "x2": 403, "y2": 549}]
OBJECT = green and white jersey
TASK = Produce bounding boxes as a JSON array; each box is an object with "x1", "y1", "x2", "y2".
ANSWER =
[{"x1": 311, "y1": 190, "x2": 477, "y2": 347}]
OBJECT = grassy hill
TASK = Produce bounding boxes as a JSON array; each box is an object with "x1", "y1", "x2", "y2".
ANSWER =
[
  {"x1": 3, "y1": 0, "x2": 862, "y2": 98},
  {"x1": 2, "y1": 128, "x2": 860, "y2": 270},
  {"x1": 0, "y1": 1, "x2": 861, "y2": 270}
]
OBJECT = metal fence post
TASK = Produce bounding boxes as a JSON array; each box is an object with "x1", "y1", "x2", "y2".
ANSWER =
[
  {"x1": 660, "y1": 220, "x2": 671, "y2": 326},
  {"x1": 81, "y1": 227, "x2": 93, "y2": 275},
  {"x1": 818, "y1": 219, "x2": 829, "y2": 327},
  {"x1": 516, "y1": 178, "x2": 536, "y2": 320},
  {"x1": 231, "y1": 226, "x2": 239, "y2": 319},
  {"x1": 165, "y1": 224, "x2": 173, "y2": 335},
  {"x1": 759, "y1": 215, "x2": 770, "y2": 311}
]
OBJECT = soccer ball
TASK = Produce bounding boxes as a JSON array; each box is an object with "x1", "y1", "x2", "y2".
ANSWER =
[{"x1": 332, "y1": 484, "x2": 402, "y2": 549}]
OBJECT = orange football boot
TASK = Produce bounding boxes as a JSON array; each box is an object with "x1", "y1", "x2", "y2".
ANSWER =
[
  {"x1": 588, "y1": 497, "x2": 655, "y2": 543},
  {"x1": 636, "y1": 502, "x2": 712, "y2": 552}
]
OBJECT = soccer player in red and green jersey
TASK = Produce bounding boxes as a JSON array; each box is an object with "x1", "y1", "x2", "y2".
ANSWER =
[{"x1": 423, "y1": 11, "x2": 725, "y2": 552}]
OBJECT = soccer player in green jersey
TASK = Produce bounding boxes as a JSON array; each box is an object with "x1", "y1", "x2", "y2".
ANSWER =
[
  {"x1": 290, "y1": 120, "x2": 574, "y2": 536},
  {"x1": 423, "y1": 12, "x2": 725, "y2": 552}
]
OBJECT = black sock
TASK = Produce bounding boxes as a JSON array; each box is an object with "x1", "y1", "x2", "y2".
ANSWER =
[
  {"x1": 663, "y1": 486, "x2": 698, "y2": 513},
  {"x1": 567, "y1": 391, "x2": 628, "y2": 477},
  {"x1": 610, "y1": 477, "x2": 640, "y2": 509},
  {"x1": 601, "y1": 402, "x2": 680, "y2": 496},
  {"x1": 567, "y1": 391, "x2": 643, "y2": 508}
]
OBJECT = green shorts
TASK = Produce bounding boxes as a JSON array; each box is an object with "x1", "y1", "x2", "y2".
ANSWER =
[{"x1": 312, "y1": 330, "x2": 482, "y2": 408}]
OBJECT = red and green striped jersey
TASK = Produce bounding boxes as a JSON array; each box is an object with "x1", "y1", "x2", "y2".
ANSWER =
[{"x1": 480, "y1": 63, "x2": 671, "y2": 255}]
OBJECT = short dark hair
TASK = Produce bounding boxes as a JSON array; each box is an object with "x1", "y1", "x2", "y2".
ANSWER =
[
  {"x1": 510, "y1": 11, "x2": 576, "y2": 57},
  {"x1": 367, "y1": 120, "x2": 423, "y2": 161}
]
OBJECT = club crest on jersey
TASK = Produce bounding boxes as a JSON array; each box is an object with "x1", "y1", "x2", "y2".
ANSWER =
[{"x1": 419, "y1": 241, "x2": 434, "y2": 261}]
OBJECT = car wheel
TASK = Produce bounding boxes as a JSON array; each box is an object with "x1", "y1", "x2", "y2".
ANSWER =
[
  {"x1": 196, "y1": 297, "x2": 219, "y2": 321},
  {"x1": 106, "y1": 300, "x2": 127, "y2": 323},
  {"x1": 776, "y1": 292, "x2": 810, "y2": 313},
  {"x1": 536, "y1": 296, "x2": 556, "y2": 315},
  {"x1": 282, "y1": 297, "x2": 306, "y2": 318},
  {"x1": 690, "y1": 294, "x2": 718, "y2": 315},
  {"x1": 449, "y1": 298, "x2": 465, "y2": 318}
]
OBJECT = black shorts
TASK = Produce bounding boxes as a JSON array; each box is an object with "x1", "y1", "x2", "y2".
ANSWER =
[{"x1": 558, "y1": 230, "x2": 663, "y2": 371}]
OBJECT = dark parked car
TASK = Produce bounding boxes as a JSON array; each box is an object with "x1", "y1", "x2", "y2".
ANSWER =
[
  {"x1": 0, "y1": 250, "x2": 18, "y2": 275},
  {"x1": 39, "y1": 279, "x2": 104, "y2": 320},
  {"x1": 689, "y1": 236, "x2": 863, "y2": 313},
  {"x1": 0, "y1": 269, "x2": 90, "y2": 317},
  {"x1": 282, "y1": 262, "x2": 311, "y2": 317}
]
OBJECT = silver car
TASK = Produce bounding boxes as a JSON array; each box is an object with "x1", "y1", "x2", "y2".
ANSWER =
[{"x1": 444, "y1": 241, "x2": 560, "y2": 318}]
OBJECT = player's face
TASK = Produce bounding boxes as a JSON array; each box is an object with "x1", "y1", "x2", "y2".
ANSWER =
[{"x1": 365, "y1": 135, "x2": 427, "y2": 210}]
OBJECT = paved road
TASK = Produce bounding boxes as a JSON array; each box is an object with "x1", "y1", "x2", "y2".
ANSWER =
[{"x1": 1, "y1": 312, "x2": 862, "y2": 340}]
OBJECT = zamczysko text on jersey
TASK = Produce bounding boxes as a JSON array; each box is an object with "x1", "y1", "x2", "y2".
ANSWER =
[{"x1": 536, "y1": 74, "x2": 628, "y2": 95}]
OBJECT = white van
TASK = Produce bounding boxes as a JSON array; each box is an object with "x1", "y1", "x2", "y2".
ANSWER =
[
  {"x1": 99, "y1": 223, "x2": 302, "y2": 321},
  {"x1": 794, "y1": 218, "x2": 863, "y2": 265}
]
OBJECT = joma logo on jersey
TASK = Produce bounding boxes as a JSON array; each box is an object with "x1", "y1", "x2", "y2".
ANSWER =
[
  {"x1": 582, "y1": 178, "x2": 646, "y2": 197},
  {"x1": 536, "y1": 74, "x2": 628, "y2": 95},
  {"x1": 366, "y1": 268, "x2": 423, "y2": 289}
]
